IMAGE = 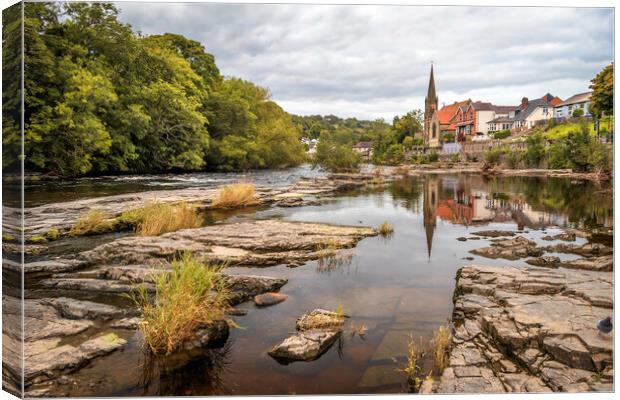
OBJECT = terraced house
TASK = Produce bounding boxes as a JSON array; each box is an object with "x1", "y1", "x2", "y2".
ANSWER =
[
  {"x1": 553, "y1": 91, "x2": 592, "y2": 118},
  {"x1": 487, "y1": 94, "x2": 559, "y2": 133}
]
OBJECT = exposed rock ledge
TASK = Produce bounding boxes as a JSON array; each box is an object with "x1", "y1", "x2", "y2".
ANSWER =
[
  {"x1": 7, "y1": 172, "x2": 392, "y2": 240},
  {"x1": 78, "y1": 219, "x2": 377, "y2": 267},
  {"x1": 433, "y1": 265, "x2": 613, "y2": 393}
]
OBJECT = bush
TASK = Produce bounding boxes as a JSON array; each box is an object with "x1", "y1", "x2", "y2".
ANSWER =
[
  {"x1": 70, "y1": 209, "x2": 115, "y2": 236},
  {"x1": 450, "y1": 153, "x2": 460, "y2": 163},
  {"x1": 313, "y1": 139, "x2": 361, "y2": 171},
  {"x1": 442, "y1": 133, "x2": 455, "y2": 143},
  {"x1": 428, "y1": 152, "x2": 439, "y2": 162},
  {"x1": 483, "y1": 147, "x2": 503, "y2": 165},
  {"x1": 506, "y1": 150, "x2": 523, "y2": 169},
  {"x1": 211, "y1": 182, "x2": 258, "y2": 208},
  {"x1": 524, "y1": 132, "x2": 546, "y2": 167},
  {"x1": 572, "y1": 108, "x2": 584, "y2": 118},
  {"x1": 546, "y1": 124, "x2": 611, "y2": 172},
  {"x1": 383, "y1": 143, "x2": 405, "y2": 165},
  {"x1": 131, "y1": 253, "x2": 231, "y2": 355},
  {"x1": 120, "y1": 202, "x2": 202, "y2": 236},
  {"x1": 492, "y1": 130, "x2": 511, "y2": 140}
]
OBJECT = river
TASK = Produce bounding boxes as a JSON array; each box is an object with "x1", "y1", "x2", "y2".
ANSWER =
[{"x1": 16, "y1": 166, "x2": 614, "y2": 396}]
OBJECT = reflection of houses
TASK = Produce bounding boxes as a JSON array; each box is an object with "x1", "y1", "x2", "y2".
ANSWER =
[
  {"x1": 423, "y1": 177, "x2": 439, "y2": 258},
  {"x1": 353, "y1": 141, "x2": 373, "y2": 161}
]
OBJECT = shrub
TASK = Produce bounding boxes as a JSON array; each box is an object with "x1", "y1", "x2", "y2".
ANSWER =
[
  {"x1": 492, "y1": 130, "x2": 511, "y2": 140},
  {"x1": 402, "y1": 136, "x2": 414, "y2": 150},
  {"x1": 131, "y1": 253, "x2": 231, "y2": 355},
  {"x1": 483, "y1": 147, "x2": 503, "y2": 165},
  {"x1": 46, "y1": 228, "x2": 60, "y2": 241},
  {"x1": 428, "y1": 152, "x2": 439, "y2": 162},
  {"x1": 524, "y1": 132, "x2": 546, "y2": 167},
  {"x1": 572, "y1": 108, "x2": 584, "y2": 118},
  {"x1": 431, "y1": 324, "x2": 452, "y2": 373},
  {"x1": 506, "y1": 150, "x2": 523, "y2": 169},
  {"x1": 121, "y1": 202, "x2": 202, "y2": 236},
  {"x1": 588, "y1": 139, "x2": 612, "y2": 173},
  {"x1": 450, "y1": 153, "x2": 460, "y2": 163},
  {"x1": 378, "y1": 221, "x2": 394, "y2": 237},
  {"x1": 70, "y1": 209, "x2": 115, "y2": 236},
  {"x1": 211, "y1": 182, "x2": 257, "y2": 209},
  {"x1": 313, "y1": 138, "x2": 361, "y2": 171},
  {"x1": 384, "y1": 143, "x2": 405, "y2": 165},
  {"x1": 442, "y1": 133, "x2": 455, "y2": 143}
]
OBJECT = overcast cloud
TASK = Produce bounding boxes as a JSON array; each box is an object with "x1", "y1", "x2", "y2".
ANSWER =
[{"x1": 116, "y1": 3, "x2": 613, "y2": 120}]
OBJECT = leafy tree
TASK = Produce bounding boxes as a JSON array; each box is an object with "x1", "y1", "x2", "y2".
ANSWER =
[
  {"x1": 524, "y1": 132, "x2": 546, "y2": 167},
  {"x1": 312, "y1": 132, "x2": 360, "y2": 172},
  {"x1": 392, "y1": 110, "x2": 423, "y2": 143},
  {"x1": 402, "y1": 136, "x2": 414, "y2": 149},
  {"x1": 571, "y1": 108, "x2": 584, "y2": 118},
  {"x1": 589, "y1": 63, "x2": 613, "y2": 118}
]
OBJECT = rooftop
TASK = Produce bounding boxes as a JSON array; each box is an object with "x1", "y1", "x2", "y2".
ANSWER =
[{"x1": 555, "y1": 92, "x2": 592, "y2": 107}]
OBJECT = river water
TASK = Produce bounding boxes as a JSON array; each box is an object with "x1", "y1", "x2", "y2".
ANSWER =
[{"x1": 20, "y1": 167, "x2": 613, "y2": 396}]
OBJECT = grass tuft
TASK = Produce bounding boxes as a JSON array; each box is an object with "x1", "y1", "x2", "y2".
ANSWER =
[
  {"x1": 29, "y1": 235, "x2": 48, "y2": 244},
  {"x1": 211, "y1": 182, "x2": 257, "y2": 209},
  {"x1": 403, "y1": 333, "x2": 422, "y2": 392},
  {"x1": 2, "y1": 233, "x2": 15, "y2": 242},
  {"x1": 316, "y1": 238, "x2": 354, "y2": 271},
  {"x1": 378, "y1": 221, "x2": 394, "y2": 237},
  {"x1": 46, "y1": 228, "x2": 60, "y2": 241},
  {"x1": 431, "y1": 324, "x2": 452, "y2": 373},
  {"x1": 70, "y1": 209, "x2": 115, "y2": 236},
  {"x1": 130, "y1": 253, "x2": 231, "y2": 355},
  {"x1": 120, "y1": 202, "x2": 202, "y2": 236}
]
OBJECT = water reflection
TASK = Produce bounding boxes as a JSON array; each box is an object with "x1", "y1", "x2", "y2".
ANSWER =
[{"x1": 386, "y1": 174, "x2": 612, "y2": 258}]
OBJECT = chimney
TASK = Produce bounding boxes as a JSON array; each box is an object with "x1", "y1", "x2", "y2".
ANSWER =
[{"x1": 521, "y1": 97, "x2": 529, "y2": 109}]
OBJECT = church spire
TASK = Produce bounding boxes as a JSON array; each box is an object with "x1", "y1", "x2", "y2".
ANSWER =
[{"x1": 427, "y1": 63, "x2": 437, "y2": 101}]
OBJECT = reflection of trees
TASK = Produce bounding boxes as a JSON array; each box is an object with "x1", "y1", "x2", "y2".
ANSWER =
[
  {"x1": 485, "y1": 176, "x2": 612, "y2": 229},
  {"x1": 139, "y1": 340, "x2": 232, "y2": 396},
  {"x1": 388, "y1": 177, "x2": 424, "y2": 212}
]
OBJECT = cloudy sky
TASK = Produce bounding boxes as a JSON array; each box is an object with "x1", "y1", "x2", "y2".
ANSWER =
[{"x1": 116, "y1": 3, "x2": 613, "y2": 120}]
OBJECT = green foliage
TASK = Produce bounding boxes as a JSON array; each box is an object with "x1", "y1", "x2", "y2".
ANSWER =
[
  {"x1": 589, "y1": 63, "x2": 613, "y2": 118},
  {"x1": 402, "y1": 136, "x2": 414, "y2": 149},
  {"x1": 484, "y1": 148, "x2": 503, "y2": 165},
  {"x1": 547, "y1": 124, "x2": 612, "y2": 173},
  {"x1": 392, "y1": 110, "x2": 423, "y2": 143},
  {"x1": 492, "y1": 130, "x2": 511, "y2": 140},
  {"x1": 372, "y1": 110, "x2": 423, "y2": 164},
  {"x1": 506, "y1": 150, "x2": 523, "y2": 169},
  {"x1": 428, "y1": 152, "x2": 439, "y2": 163},
  {"x1": 442, "y1": 133, "x2": 455, "y2": 143},
  {"x1": 571, "y1": 108, "x2": 584, "y2": 118},
  {"x1": 293, "y1": 114, "x2": 390, "y2": 142},
  {"x1": 312, "y1": 132, "x2": 361, "y2": 172},
  {"x1": 383, "y1": 144, "x2": 405, "y2": 165},
  {"x1": 524, "y1": 132, "x2": 546, "y2": 167},
  {"x1": 10, "y1": 2, "x2": 304, "y2": 176}
]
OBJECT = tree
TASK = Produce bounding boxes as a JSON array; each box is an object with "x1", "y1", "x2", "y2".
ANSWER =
[
  {"x1": 393, "y1": 110, "x2": 423, "y2": 143},
  {"x1": 524, "y1": 132, "x2": 545, "y2": 167},
  {"x1": 589, "y1": 63, "x2": 613, "y2": 118},
  {"x1": 402, "y1": 136, "x2": 414, "y2": 150},
  {"x1": 571, "y1": 108, "x2": 584, "y2": 118},
  {"x1": 312, "y1": 132, "x2": 360, "y2": 172}
]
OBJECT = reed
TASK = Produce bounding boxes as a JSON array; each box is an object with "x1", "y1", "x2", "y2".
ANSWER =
[{"x1": 211, "y1": 182, "x2": 257, "y2": 208}]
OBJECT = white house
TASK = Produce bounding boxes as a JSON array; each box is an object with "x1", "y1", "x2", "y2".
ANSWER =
[
  {"x1": 553, "y1": 92, "x2": 592, "y2": 118},
  {"x1": 487, "y1": 96, "x2": 555, "y2": 133}
]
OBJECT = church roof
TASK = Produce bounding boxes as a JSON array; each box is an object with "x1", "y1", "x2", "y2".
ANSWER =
[{"x1": 426, "y1": 65, "x2": 437, "y2": 100}]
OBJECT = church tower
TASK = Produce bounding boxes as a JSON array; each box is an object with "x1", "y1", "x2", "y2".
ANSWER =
[{"x1": 424, "y1": 64, "x2": 440, "y2": 148}]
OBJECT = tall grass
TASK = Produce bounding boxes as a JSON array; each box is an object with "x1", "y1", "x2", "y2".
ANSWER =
[
  {"x1": 378, "y1": 221, "x2": 394, "y2": 237},
  {"x1": 404, "y1": 333, "x2": 422, "y2": 392},
  {"x1": 316, "y1": 238, "x2": 354, "y2": 271},
  {"x1": 70, "y1": 209, "x2": 115, "y2": 236},
  {"x1": 131, "y1": 253, "x2": 231, "y2": 355},
  {"x1": 120, "y1": 202, "x2": 201, "y2": 236},
  {"x1": 431, "y1": 324, "x2": 452, "y2": 373},
  {"x1": 211, "y1": 182, "x2": 257, "y2": 209}
]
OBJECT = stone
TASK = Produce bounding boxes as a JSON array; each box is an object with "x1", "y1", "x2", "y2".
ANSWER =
[
  {"x1": 457, "y1": 237, "x2": 467, "y2": 242},
  {"x1": 470, "y1": 236, "x2": 543, "y2": 260},
  {"x1": 268, "y1": 330, "x2": 340, "y2": 363},
  {"x1": 296, "y1": 309, "x2": 346, "y2": 331},
  {"x1": 559, "y1": 255, "x2": 613, "y2": 272},
  {"x1": 470, "y1": 230, "x2": 516, "y2": 238},
  {"x1": 254, "y1": 292, "x2": 288, "y2": 307},
  {"x1": 433, "y1": 264, "x2": 613, "y2": 393},
  {"x1": 525, "y1": 256, "x2": 560, "y2": 268}
]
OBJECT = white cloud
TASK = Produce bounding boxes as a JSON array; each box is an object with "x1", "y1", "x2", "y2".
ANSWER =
[{"x1": 116, "y1": 3, "x2": 613, "y2": 120}]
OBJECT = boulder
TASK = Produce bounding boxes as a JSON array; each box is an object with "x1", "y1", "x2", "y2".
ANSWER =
[
  {"x1": 470, "y1": 236, "x2": 543, "y2": 260},
  {"x1": 470, "y1": 230, "x2": 516, "y2": 238},
  {"x1": 254, "y1": 292, "x2": 288, "y2": 307}
]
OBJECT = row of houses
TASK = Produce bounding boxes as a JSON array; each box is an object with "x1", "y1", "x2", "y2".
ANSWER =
[{"x1": 424, "y1": 65, "x2": 593, "y2": 146}]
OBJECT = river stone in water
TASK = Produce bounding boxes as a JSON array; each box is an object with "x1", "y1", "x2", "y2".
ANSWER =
[
  {"x1": 254, "y1": 292, "x2": 288, "y2": 307},
  {"x1": 269, "y1": 309, "x2": 345, "y2": 363}
]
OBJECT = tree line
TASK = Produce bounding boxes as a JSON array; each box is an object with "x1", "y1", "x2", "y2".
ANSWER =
[{"x1": 3, "y1": 2, "x2": 306, "y2": 176}]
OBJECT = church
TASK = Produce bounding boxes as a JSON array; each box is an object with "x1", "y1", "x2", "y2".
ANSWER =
[{"x1": 423, "y1": 65, "x2": 442, "y2": 149}]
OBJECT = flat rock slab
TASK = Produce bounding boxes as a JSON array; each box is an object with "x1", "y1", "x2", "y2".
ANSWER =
[
  {"x1": 470, "y1": 230, "x2": 516, "y2": 238},
  {"x1": 269, "y1": 309, "x2": 346, "y2": 363},
  {"x1": 80, "y1": 219, "x2": 377, "y2": 267},
  {"x1": 470, "y1": 236, "x2": 543, "y2": 260},
  {"x1": 435, "y1": 265, "x2": 613, "y2": 393}
]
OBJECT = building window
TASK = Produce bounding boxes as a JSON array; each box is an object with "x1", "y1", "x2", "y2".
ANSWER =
[{"x1": 542, "y1": 107, "x2": 548, "y2": 115}]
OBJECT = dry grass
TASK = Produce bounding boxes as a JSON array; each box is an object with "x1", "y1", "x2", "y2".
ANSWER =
[
  {"x1": 130, "y1": 253, "x2": 231, "y2": 355},
  {"x1": 70, "y1": 209, "x2": 115, "y2": 236},
  {"x1": 431, "y1": 324, "x2": 452, "y2": 373},
  {"x1": 297, "y1": 307, "x2": 346, "y2": 331},
  {"x1": 211, "y1": 182, "x2": 257, "y2": 209},
  {"x1": 378, "y1": 221, "x2": 394, "y2": 237},
  {"x1": 403, "y1": 333, "x2": 422, "y2": 392},
  {"x1": 120, "y1": 202, "x2": 202, "y2": 236},
  {"x1": 316, "y1": 238, "x2": 354, "y2": 271}
]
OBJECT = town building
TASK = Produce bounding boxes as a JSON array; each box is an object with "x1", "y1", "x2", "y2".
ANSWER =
[
  {"x1": 436, "y1": 100, "x2": 470, "y2": 138},
  {"x1": 352, "y1": 141, "x2": 373, "y2": 160},
  {"x1": 453, "y1": 101, "x2": 515, "y2": 140},
  {"x1": 553, "y1": 91, "x2": 592, "y2": 118},
  {"x1": 423, "y1": 65, "x2": 441, "y2": 149},
  {"x1": 487, "y1": 94, "x2": 557, "y2": 133}
]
